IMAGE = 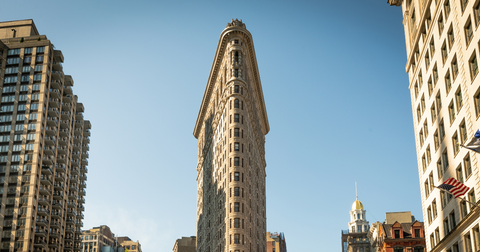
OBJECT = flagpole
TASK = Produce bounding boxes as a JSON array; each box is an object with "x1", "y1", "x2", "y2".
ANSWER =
[{"x1": 435, "y1": 186, "x2": 480, "y2": 208}]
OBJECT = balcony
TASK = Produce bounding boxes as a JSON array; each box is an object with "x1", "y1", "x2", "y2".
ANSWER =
[
  {"x1": 65, "y1": 75, "x2": 73, "y2": 86},
  {"x1": 71, "y1": 159, "x2": 79, "y2": 167},
  {"x1": 81, "y1": 159, "x2": 88, "y2": 166},
  {"x1": 66, "y1": 218, "x2": 75, "y2": 225},
  {"x1": 49, "y1": 98, "x2": 60, "y2": 108},
  {"x1": 68, "y1": 193, "x2": 77, "y2": 200},
  {"x1": 79, "y1": 182, "x2": 86, "y2": 188},
  {"x1": 51, "y1": 212, "x2": 62, "y2": 219},
  {"x1": 40, "y1": 175, "x2": 52, "y2": 186},
  {"x1": 60, "y1": 120, "x2": 69, "y2": 129},
  {"x1": 71, "y1": 167, "x2": 79, "y2": 176},
  {"x1": 36, "y1": 218, "x2": 48, "y2": 226},
  {"x1": 57, "y1": 155, "x2": 66, "y2": 164},
  {"x1": 51, "y1": 70, "x2": 63, "y2": 81},
  {"x1": 48, "y1": 108, "x2": 59, "y2": 118},
  {"x1": 48, "y1": 242, "x2": 59, "y2": 248},
  {"x1": 37, "y1": 208, "x2": 49, "y2": 216},
  {"x1": 65, "y1": 227, "x2": 74, "y2": 233},
  {"x1": 44, "y1": 136, "x2": 56, "y2": 146},
  {"x1": 59, "y1": 128, "x2": 69, "y2": 138},
  {"x1": 77, "y1": 205, "x2": 85, "y2": 211},
  {"x1": 54, "y1": 173, "x2": 65, "y2": 182},
  {"x1": 83, "y1": 137, "x2": 90, "y2": 144},
  {"x1": 79, "y1": 174, "x2": 87, "y2": 181},
  {"x1": 75, "y1": 221, "x2": 83, "y2": 227},
  {"x1": 80, "y1": 166, "x2": 88, "y2": 173},
  {"x1": 77, "y1": 212, "x2": 84, "y2": 219},
  {"x1": 34, "y1": 229, "x2": 47, "y2": 237},
  {"x1": 63, "y1": 94, "x2": 72, "y2": 103},
  {"x1": 75, "y1": 120, "x2": 83, "y2": 128},
  {"x1": 84, "y1": 129, "x2": 91, "y2": 136},
  {"x1": 77, "y1": 196, "x2": 85, "y2": 203},
  {"x1": 39, "y1": 186, "x2": 50, "y2": 196},
  {"x1": 50, "y1": 79, "x2": 62, "y2": 89},
  {"x1": 49, "y1": 88, "x2": 60, "y2": 99},
  {"x1": 42, "y1": 155, "x2": 54, "y2": 166},
  {"x1": 82, "y1": 144, "x2": 89, "y2": 151},
  {"x1": 50, "y1": 222, "x2": 60, "y2": 229},
  {"x1": 72, "y1": 151, "x2": 80, "y2": 159},
  {"x1": 53, "y1": 182, "x2": 64, "y2": 190},
  {"x1": 47, "y1": 116, "x2": 58, "y2": 126},
  {"x1": 57, "y1": 146, "x2": 67, "y2": 155},
  {"x1": 52, "y1": 190, "x2": 63, "y2": 200},
  {"x1": 45, "y1": 127, "x2": 57, "y2": 137},
  {"x1": 62, "y1": 102, "x2": 71, "y2": 111},
  {"x1": 56, "y1": 163, "x2": 66, "y2": 172},
  {"x1": 38, "y1": 197, "x2": 49, "y2": 206},
  {"x1": 41, "y1": 165, "x2": 53, "y2": 175},
  {"x1": 64, "y1": 86, "x2": 73, "y2": 95},
  {"x1": 61, "y1": 111, "x2": 71, "y2": 120},
  {"x1": 75, "y1": 112, "x2": 83, "y2": 121},
  {"x1": 52, "y1": 200, "x2": 63, "y2": 209}
]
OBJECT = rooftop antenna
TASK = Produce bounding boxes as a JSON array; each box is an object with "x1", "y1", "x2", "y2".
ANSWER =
[{"x1": 355, "y1": 181, "x2": 358, "y2": 200}]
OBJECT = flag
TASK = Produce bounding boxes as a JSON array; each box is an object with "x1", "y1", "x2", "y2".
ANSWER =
[
  {"x1": 461, "y1": 130, "x2": 480, "y2": 153},
  {"x1": 437, "y1": 178, "x2": 470, "y2": 198}
]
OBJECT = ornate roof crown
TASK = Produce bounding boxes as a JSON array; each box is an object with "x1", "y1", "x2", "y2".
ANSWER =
[{"x1": 227, "y1": 19, "x2": 246, "y2": 29}]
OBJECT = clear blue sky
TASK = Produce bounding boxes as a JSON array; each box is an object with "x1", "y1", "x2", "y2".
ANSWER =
[{"x1": 1, "y1": 1, "x2": 421, "y2": 251}]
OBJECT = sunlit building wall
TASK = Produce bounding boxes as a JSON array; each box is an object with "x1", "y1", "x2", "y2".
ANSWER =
[{"x1": 388, "y1": 0, "x2": 480, "y2": 251}]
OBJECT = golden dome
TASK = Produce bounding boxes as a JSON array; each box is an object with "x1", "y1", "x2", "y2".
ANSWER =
[{"x1": 352, "y1": 199, "x2": 364, "y2": 211}]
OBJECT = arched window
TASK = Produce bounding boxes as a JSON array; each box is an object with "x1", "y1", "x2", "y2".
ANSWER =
[
  {"x1": 413, "y1": 247, "x2": 424, "y2": 252},
  {"x1": 394, "y1": 247, "x2": 404, "y2": 252},
  {"x1": 234, "y1": 99, "x2": 240, "y2": 108}
]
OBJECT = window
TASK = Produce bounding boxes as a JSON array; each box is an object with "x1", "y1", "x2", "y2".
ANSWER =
[
  {"x1": 394, "y1": 247, "x2": 403, "y2": 252},
  {"x1": 234, "y1": 157, "x2": 239, "y2": 166},
  {"x1": 475, "y1": 89, "x2": 480, "y2": 117},
  {"x1": 7, "y1": 49, "x2": 20, "y2": 55},
  {"x1": 442, "y1": 149, "x2": 449, "y2": 170},
  {"x1": 234, "y1": 114, "x2": 239, "y2": 122},
  {"x1": 461, "y1": 0, "x2": 469, "y2": 12},
  {"x1": 452, "y1": 57, "x2": 459, "y2": 80},
  {"x1": 460, "y1": 122, "x2": 468, "y2": 144},
  {"x1": 436, "y1": 92, "x2": 442, "y2": 110},
  {"x1": 234, "y1": 187, "x2": 239, "y2": 196},
  {"x1": 448, "y1": 28, "x2": 455, "y2": 49},
  {"x1": 437, "y1": 158, "x2": 444, "y2": 180},
  {"x1": 445, "y1": 71, "x2": 452, "y2": 93},
  {"x1": 439, "y1": 15, "x2": 445, "y2": 34},
  {"x1": 234, "y1": 128, "x2": 239, "y2": 137},
  {"x1": 234, "y1": 172, "x2": 239, "y2": 181},
  {"x1": 394, "y1": 229, "x2": 400, "y2": 238},
  {"x1": 450, "y1": 210, "x2": 457, "y2": 230},
  {"x1": 466, "y1": 20, "x2": 474, "y2": 45},
  {"x1": 24, "y1": 47, "x2": 32, "y2": 54},
  {"x1": 442, "y1": 43, "x2": 448, "y2": 63},
  {"x1": 414, "y1": 247, "x2": 423, "y2": 252},
  {"x1": 445, "y1": 0, "x2": 451, "y2": 19},
  {"x1": 414, "y1": 83, "x2": 419, "y2": 98},
  {"x1": 457, "y1": 165, "x2": 464, "y2": 183},
  {"x1": 469, "y1": 189, "x2": 476, "y2": 209},
  {"x1": 453, "y1": 133, "x2": 460, "y2": 155},
  {"x1": 455, "y1": 88, "x2": 463, "y2": 111},
  {"x1": 415, "y1": 229, "x2": 420, "y2": 238},
  {"x1": 425, "y1": 181, "x2": 430, "y2": 198},
  {"x1": 234, "y1": 85, "x2": 239, "y2": 93},
  {"x1": 234, "y1": 218, "x2": 240, "y2": 228},
  {"x1": 465, "y1": 154, "x2": 472, "y2": 178},
  {"x1": 431, "y1": 104, "x2": 437, "y2": 122},
  {"x1": 427, "y1": 146, "x2": 431, "y2": 164},
  {"x1": 234, "y1": 142, "x2": 239, "y2": 151},
  {"x1": 234, "y1": 202, "x2": 239, "y2": 212},
  {"x1": 461, "y1": 200, "x2": 468, "y2": 217},
  {"x1": 428, "y1": 79, "x2": 433, "y2": 96},
  {"x1": 4, "y1": 76, "x2": 17, "y2": 84},
  {"x1": 470, "y1": 53, "x2": 478, "y2": 80},
  {"x1": 433, "y1": 199, "x2": 438, "y2": 218},
  {"x1": 465, "y1": 233, "x2": 473, "y2": 252},
  {"x1": 5, "y1": 67, "x2": 18, "y2": 74},
  {"x1": 33, "y1": 74, "x2": 41, "y2": 81},
  {"x1": 34, "y1": 64, "x2": 42, "y2": 72},
  {"x1": 426, "y1": 54, "x2": 430, "y2": 69},
  {"x1": 36, "y1": 46, "x2": 45, "y2": 53},
  {"x1": 421, "y1": 96, "x2": 425, "y2": 113},
  {"x1": 435, "y1": 228, "x2": 440, "y2": 244},
  {"x1": 476, "y1": 1, "x2": 480, "y2": 26},
  {"x1": 7, "y1": 57, "x2": 20, "y2": 64},
  {"x1": 430, "y1": 40, "x2": 436, "y2": 57},
  {"x1": 234, "y1": 99, "x2": 239, "y2": 108},
  {"x1": 473, "y1": 226, "x2": 480, "y2": 251},
  {"x1": 420, "y1": 130, "x2": 425, "y2": 147},
  {"x1": 449, "y1": 101, "x2": 456, "y2": 124}
]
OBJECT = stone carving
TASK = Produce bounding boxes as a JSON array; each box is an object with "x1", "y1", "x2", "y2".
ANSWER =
[{"x1": 226, "y1": 19, "x2": 246, "y2": 28}]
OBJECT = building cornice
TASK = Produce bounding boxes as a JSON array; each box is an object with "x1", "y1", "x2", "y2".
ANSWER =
[{"x1": 193, "y1": 22, "x2": 269, "y2": 139}]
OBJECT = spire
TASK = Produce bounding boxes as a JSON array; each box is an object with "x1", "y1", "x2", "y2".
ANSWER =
[{"x1": 355, "y1": 181, "x2": 358, "y2": 200}]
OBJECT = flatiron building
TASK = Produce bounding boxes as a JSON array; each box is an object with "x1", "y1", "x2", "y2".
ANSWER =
[{"x1": 193, "y1": 19, "x2": 269, "y2": 252}]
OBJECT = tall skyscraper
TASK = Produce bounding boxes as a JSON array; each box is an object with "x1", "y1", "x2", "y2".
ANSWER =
[
  {"x1": 388, "y1": 1, "x2": 480, "y2": 251},
  {"x1": 0, "y1": 20, "x2": 90, "y2": 251},
  {"x1": 193, "y1": 19, "x2": 269, "y2": 252}
]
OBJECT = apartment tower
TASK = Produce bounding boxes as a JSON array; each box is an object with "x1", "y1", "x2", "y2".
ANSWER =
[
  {"x1": 0, "y1": 20, "x2": 90, "y2": 251},
  {"x1": 193, "y1": 19, "x2": 269, "y2": 252},
  {"x1": 388, "y1": 1, "x2": 480, "y2": 251}
]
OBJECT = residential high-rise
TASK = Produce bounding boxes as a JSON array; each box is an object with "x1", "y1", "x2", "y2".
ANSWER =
[
  {"x1": 193, "y1": 19, "x2": 269, "y2": 252},
  {"x1": 0, "y1": 20, "x2": 90, "y2": 252},
  {"x1": 388, "y1": 1, "x2": 480, "y2": 251}
]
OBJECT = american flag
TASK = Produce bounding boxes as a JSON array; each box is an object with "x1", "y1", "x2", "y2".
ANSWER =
[{"x1": 437, "y1": 178, "x2": 470, "y2": 198}]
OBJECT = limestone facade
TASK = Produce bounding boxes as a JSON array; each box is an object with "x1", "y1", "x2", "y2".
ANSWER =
[
  {"x1": 388, "y1": 0, "x2": 480, "y2": 251},
  {"x1": 193, "y1": 19, "x2": 269, "y2": 252}
]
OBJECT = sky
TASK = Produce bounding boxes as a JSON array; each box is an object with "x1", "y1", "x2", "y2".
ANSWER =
[{"x1": 1, "y1": 1, "x2": 421, "y2": 251}]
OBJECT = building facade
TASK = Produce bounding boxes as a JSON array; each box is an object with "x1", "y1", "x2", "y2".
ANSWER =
[
  {"x1": 81, "y1": 225, "x2": 116, "y2": 252},
  {"x1": 388, "y1": 0, "x2": 480, "y2": 251},
  {"x1": 0, "y1": 20, "x2": 90, "y2": 252},
  {"x1": 341, "y1": 199, "x2": 371, "y2": 252},
  {"x1": 368, "y1": 212, "x2": 426, "y2": 252},
  {"x1": 173, "y1": 236, "x2": 196, "y2": 252},
  {"x1": 193, "y1": 19, "x2": 269, "y2": 252},
  {"x1": 266, "y1": 232, "x2": 286, "y2": 252},
  {"x1": 117, "y1": 238, "x2": 141, "y2": 252}
]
